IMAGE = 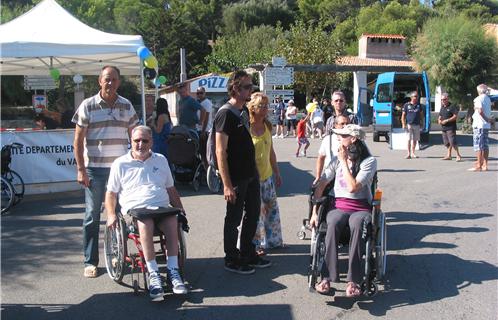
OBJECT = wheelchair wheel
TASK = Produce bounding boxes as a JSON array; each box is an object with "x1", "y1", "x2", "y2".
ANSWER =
[
  {"x1": 206, "y1": 165, "x2": 221, "y2": 193},
  {"x1": 1, "y1": 177, "x2": 14, "y2": 215},
  {"x1": 375, "y1": 210, "x2": 387, "y2": 281},
  {"x1": 308, "y1": 229, "x2": 326, "y2": 291},
  {"x1": 178, "y1": 225, "x2": 187, "y2": 279},
  {"x1": 4, "y1": 170, "x2": 24, "y2": 205},
  {"x1": 297, "y1": 230, "x2": 306, "y2": 240},
  {"x1": 104, "y1": 216, "x2": 127, "y2": 282}
]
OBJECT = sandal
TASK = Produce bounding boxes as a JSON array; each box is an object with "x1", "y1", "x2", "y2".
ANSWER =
[
  {"x1": 346, "y1": 282, "x2": 361, "y2": 297},
  {"x1": 315, "y1": 279, "x2": 331, "y2": 295},
  {"x1": 256, "y1": 248, "x2": 266, "y2": 256},
  {"x1": 441, "y1": 157, "x2": 452, "y2": 160}
]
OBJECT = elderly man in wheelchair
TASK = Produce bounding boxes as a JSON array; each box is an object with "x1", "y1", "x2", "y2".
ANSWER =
[
  {"x1": 309, "y1": 124, "x2": 382, "y2": 297},
  {"x1": 105, "y1": 125, "x2": 188, "y2": 301}
]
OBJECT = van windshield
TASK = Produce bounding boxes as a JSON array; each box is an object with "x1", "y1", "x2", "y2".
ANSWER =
[{"x1": 377, "y1": 83, "x2": 392, "y2": 103}]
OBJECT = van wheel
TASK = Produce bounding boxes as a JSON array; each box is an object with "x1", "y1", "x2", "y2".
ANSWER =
[{"x1": 373, "y1": 132, "x2": 380, "y2": 142}]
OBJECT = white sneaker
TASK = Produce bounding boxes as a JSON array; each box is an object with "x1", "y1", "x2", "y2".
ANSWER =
[
  {"x1": 148, "y1": 271, "x2": 164, "y2": 301},
  {"x1": 167, "y1": 267, "x2": 187, "y2": 294},
  {"x1": 279, "y1": 134, "x2": 284, "y2": 138}
]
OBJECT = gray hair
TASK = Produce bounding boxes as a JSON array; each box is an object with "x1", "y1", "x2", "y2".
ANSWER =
[
  {"x1": 331, "y1": 91, "x2": 346, "y2": 101},
  {"x1": 441, "y1": 92, "x2": 449, "y2": 99},
  {"x1": 132, "y1": 125, "x2": 152, "y2": 137},
  {"x1": 477, "y1": 84, "x2": 488, "y2": 95},
  {"x1": 410, "y1": 91, "x2": 418, "y2": 98}
]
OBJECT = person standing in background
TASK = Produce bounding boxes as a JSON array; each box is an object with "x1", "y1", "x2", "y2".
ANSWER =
[
  {"x1": 150, "y1": 98, "x2": 172, "y2": 159},
  {"x1": 438, "y1": 93, "x2": 462, "y2": 162}
]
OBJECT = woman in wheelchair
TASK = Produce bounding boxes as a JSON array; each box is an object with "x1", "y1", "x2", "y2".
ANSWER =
[
  {"x1": 105, "y1": 125, "x2": 188, "y2": 300},
  {"x1": 310, "y1": 124, "x2": 377, "y2": 297}
]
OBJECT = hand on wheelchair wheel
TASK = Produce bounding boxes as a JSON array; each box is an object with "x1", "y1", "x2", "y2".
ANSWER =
[{"x1": 106, "y1": 215, "x2": 118, "y2": 229}]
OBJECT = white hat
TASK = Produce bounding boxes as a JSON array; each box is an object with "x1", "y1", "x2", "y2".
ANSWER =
[
  {"x1": 332, "y1": 124, "x2": 366, "y2": 140},
  {"x1": 288, "y1": 99, "x2": 295, "y2": 104}
]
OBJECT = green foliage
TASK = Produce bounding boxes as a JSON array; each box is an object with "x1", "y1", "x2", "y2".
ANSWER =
[
  {"x1": 412, "y1": 15, "x2": 498, "y2": 104},
  {"x1": 278, "y1": 21, "x2": 345, "y2": 99},
  {"x1": 207, "y1": 25, "x2": 283, "y2": 72},
  {"x1": 222, "y1": 0, "x2": 295, "y2": 35},
  {"x1": 433, "y1": 0, "x2": 498, "y2": 23}
]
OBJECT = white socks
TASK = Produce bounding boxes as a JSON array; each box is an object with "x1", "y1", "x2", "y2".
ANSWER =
[
  {"x1": 167, "y1": 256, "x2": 179, "y2": 269},
  {"x1": 146, "y1": 259, "x2": 159, "y2": 273}
]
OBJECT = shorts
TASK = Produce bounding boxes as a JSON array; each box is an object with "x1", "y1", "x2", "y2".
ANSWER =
[
  {"x1": 298, "y1": 137, "x2": 309, "y2": 145},
  {"x1": 277, "y1": 117, "x2": 284, "y2": 126},
  {"x1": 313, "y1": 121, "x2": 324, "y2": 130},
  {"x1": 442, "y1": 130, "x2": 458, "y2": 147},
  {"x1": 406, "y1": 124, "x2": 420, "y2": 141},
  {"x1": 473, "y1": 128, "x2": 489, "y2": 151}
]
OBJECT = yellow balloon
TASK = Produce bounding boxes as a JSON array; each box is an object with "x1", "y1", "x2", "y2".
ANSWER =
[
  {"x1": 144, "y1": 56, "x2": 158, "y2": 69},
  {"x1": 306, "y1": 102, "x2": 317, "y2": 113}
]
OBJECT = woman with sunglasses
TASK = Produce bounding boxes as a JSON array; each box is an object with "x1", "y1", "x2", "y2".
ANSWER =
[
  {"x1": 247, "y1": 92, "x2": 284, "y2": 256},
  {"x1": 310, "y1": 124, "x2": 377, "y2": 297}
]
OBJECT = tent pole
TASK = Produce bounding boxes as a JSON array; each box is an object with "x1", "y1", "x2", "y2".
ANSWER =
[{"x1": 140, "y1": 61, "x2": 146, "y2": 124}]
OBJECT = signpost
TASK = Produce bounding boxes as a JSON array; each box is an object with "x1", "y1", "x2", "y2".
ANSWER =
[
  {"x1": 264, "y1": 67, "x2": 294, "y2": 86},
  {"x1": 24, "y1": 76, "x2": 57, "y2": 90}
]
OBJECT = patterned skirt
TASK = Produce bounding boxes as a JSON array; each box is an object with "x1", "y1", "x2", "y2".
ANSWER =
[{"x1": 253, "y1": 175, "x2": 283, "y2": 249}]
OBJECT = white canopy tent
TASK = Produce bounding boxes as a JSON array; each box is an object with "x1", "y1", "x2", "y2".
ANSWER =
[{"x1": 0, "y1": 0, "x2": 148, "y2": 119}]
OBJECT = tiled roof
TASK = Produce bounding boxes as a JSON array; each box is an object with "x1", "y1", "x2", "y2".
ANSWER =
[
  {"x1": 337, "y1": 56, "x2": 415, "y2": 68},
  {"x1": 360, "y1": 34, "x2": 406, "y2": 40}
]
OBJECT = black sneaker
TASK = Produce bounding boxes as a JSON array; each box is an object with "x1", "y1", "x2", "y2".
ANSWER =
[
  {"x1": 224, "y1": 261, "x2": 255, "y2": 275},
  {"x1": 248, "y1": 256, "x2": 272, "y2": 269}
]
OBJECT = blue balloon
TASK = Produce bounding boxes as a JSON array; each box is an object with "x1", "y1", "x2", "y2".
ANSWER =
[{"x1": 136, "y1": 46, "x2": 152, "y2": 60}]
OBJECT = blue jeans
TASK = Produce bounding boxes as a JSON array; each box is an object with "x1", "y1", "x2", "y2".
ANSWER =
[{"x1": 83, "y1": 167, "x2": 110, "y2": 267}]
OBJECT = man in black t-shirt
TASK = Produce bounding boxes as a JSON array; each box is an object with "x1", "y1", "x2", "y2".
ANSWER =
[
  {"x1": 438, "y1": 93, "x2": 462, "y2": 161},
  {"x1": 214, "y1": 70, "x2": 271, "y2": 275}
]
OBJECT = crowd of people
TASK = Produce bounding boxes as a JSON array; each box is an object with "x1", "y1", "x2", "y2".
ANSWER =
[{"x1": 69, "y1": 65, "x2": 494, "y2": 301}]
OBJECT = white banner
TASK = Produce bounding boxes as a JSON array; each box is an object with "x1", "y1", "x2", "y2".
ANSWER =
[{"x1": 1, "y1": 130, "x2": 77, "y2": 184}]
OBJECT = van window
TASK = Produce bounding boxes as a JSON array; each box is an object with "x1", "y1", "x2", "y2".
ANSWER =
[{"x1": 377, "y1": 84, "x2": 391, "y2": 103}]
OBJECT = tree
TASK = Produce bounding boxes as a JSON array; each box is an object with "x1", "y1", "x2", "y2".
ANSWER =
[
  {"x1": 278, "y1": 21, "x2": 345, "y2": 100},
  {"x1": 206, "y1": 25, "x2": 283, "y2": 72},
  {"x1": 222, "y1": 0, "x2": 295, "y2": 35},
  {"x1": 433, "y1": 0, "x2": 498, "y2": 23},
  {"x1": 412, "y1": 15, "x2": 498, "y2": 104}
]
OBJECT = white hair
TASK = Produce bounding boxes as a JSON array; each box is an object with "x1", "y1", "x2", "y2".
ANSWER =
[{"x1": 477, "y1": 84, "x2": 488, "y2": 95}]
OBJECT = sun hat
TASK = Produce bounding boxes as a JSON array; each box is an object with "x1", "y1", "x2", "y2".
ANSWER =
[{"x1": 332, "y1": 124, "x2": 366, "y2": 140}]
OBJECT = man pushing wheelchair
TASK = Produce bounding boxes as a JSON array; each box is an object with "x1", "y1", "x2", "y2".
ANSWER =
[{"x1": 105, "y1": 125, "x2": 188, "y2": 301}]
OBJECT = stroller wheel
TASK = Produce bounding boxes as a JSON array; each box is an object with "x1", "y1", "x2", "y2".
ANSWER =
[{"x1": 297, "y1": 230, "x2": 306, "y2": 240}]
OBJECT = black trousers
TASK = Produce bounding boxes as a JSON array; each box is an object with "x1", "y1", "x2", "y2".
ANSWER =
[{"x1": 223, "y1": 177, "x2": 261, "y2": 264}]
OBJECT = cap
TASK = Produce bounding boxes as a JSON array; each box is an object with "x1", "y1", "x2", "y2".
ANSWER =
[
  {"x1": 332, "y1": 124, "x2": 365, "y2": 140},
  {"x1": 288, "y1": 99, "x2": 294, "y2": 104}
]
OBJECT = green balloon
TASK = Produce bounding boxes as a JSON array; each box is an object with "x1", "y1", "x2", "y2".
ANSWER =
[
  {"x1": 158, "y1": 75, "x2": 167, "y2": 84},
  {"x1": 50, "y1": 68, "x2": 60, "y2": 80}
]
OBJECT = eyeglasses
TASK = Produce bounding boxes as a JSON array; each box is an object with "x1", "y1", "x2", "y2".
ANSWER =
[
  {"x1": 133, "y1": 139, "x2": 150, "y2": 144},
  {"x1": 240, "y1": 83, "x2": 253, "y2": 90},
  {"x1": 333, "y1": 99, "x2": 344, "y2": 102}
]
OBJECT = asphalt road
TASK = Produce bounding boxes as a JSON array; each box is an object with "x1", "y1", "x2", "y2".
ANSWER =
[{"x1": 1, "y1": 131, "x2": 497, "y2": 320}]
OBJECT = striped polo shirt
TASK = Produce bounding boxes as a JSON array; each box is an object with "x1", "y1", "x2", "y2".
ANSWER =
[{"x1": 72, "y1": 93, "x2": 139, "y2": 168}]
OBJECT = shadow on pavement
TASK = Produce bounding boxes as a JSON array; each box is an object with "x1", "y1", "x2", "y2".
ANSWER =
[{"x1": 276, "y1": 162, "x2": 315, "y2": 198}]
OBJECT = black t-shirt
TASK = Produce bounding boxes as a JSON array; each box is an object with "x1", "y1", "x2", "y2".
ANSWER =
[
  {"x1": 439, "y1": 103, "x2": 458, "y2": 131},
  {"x1": 214, "y1": 105, "x2": 256, "y2": 181}
]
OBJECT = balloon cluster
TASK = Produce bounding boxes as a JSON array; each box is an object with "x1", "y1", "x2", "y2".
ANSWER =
[
  {"x1": 137, "y1": 46, "x2": 167, "y2": 87},
  {"x1": 49, "y1": 68, "x2": 60, "y2": 80}
]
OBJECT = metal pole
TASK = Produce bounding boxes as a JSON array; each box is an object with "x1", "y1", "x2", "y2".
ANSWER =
[
  {"x1": 140, "y1": 60, "x2": 146, "y2": 124},
  {"x1": 180, "y1": 48, "x2": 187, "y2": 82}
]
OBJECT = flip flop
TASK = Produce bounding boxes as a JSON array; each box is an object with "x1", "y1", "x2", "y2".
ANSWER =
[
  {"x1": 455, "y1": 157, "x2": 462, "y2": 162},
  {"x1": 441, "y1": 157, "x2": 452, "y2": 160},
  {"x1": 256, "y1": 248, "x2": 266, "y2": 256},
  {"x1": 84, "y1": 265, "x2": 97, "y2": 278},
  {"x1": 315, "y1": 279, "x2": 331, "y2": 295},
  {"x1": 346, "y1": 282, "x2": 361, "y2": 298}
]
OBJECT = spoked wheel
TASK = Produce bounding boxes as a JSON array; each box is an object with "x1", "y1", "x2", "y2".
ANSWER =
[
  {"x1": 4, "y1": 170, "x2": 24, "y2": 205},
  {"x1": 104, "y1": 216, "x2": 127, "y2": 282},
  {"x1": 308, "y1": 230, "x2": 326, "y2": 291},
  {"x1": 206, "y1": 165, "x2": 221, "y2": 193},
  {"x1": 192, "y1": 163, "x2": 203, "y2": 192},
  {"x1": 178, "y1": 225, "x2": 187, "y2": 279},
  {"x1": 1, "y1": 177, "x2": 14, "y2": 215},
  {"x1": 375, "y1": 211, "x2": 387, "y2": 281}
]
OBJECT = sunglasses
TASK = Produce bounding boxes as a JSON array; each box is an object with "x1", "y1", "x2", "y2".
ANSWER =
[
  {"x1": 334, "y1": 99, "x2": 344, "y2": 102},
  {"x1": 133, "y1": 139, "x2": 150, "y2": 144},
  {"x1": 240, "y1": 83, "x2": 253, "y2": 90},
  {"x1": 338, "y1": 134, "x2": 351, "y2": 138},
  {"x1": 196, "y1": 91, "x2": 205, "y2": 95}
]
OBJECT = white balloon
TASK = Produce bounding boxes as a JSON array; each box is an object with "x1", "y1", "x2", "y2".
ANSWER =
[{"x1": 73, "y1": 74, "x2": 83, "y2": 84}]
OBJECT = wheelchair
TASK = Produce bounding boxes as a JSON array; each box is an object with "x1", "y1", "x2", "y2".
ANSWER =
[
  {"x1": 307, "y1": 174, "x2": 387, "y2": 297},
  {"x1": 104, "y1": 207, "x2": 189, "y2": 296}
]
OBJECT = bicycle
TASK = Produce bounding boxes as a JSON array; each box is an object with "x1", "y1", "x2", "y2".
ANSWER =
[{"x1": 1, "y1": 142, "x2": 25, "y2": 214}]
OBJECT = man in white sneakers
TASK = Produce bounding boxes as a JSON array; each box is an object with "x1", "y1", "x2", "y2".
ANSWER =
[{"x1": 105, "y1": 125, "x2": 188, "y2": 300}]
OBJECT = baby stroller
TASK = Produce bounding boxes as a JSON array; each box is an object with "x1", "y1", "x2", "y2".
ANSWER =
[{"x1": 167, "y1": 126, "x2": 205, "y2": 191}]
